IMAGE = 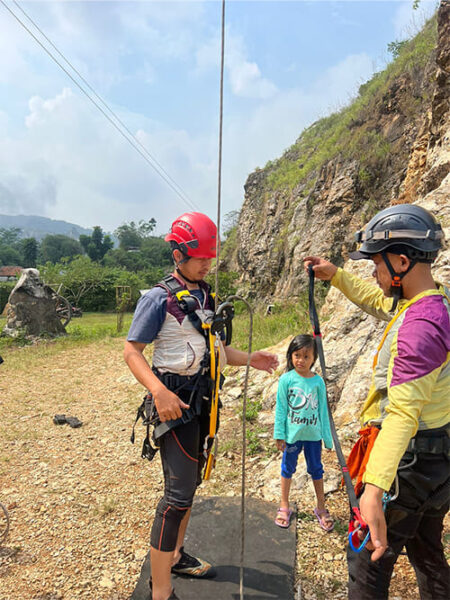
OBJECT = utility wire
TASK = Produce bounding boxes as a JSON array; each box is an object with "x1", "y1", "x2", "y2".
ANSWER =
[
  {"x1": 11, "y1": 0, "x2": 194, "y2": 210},
  {"x1": 1, "y1": 0, "x2": 198, "y2": 212}
]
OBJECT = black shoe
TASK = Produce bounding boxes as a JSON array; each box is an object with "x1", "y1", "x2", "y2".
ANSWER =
[
  {"x1": 171, "y1": 546, "x2": 216, "y2": 578},
  {"x1": 66, "y1": 416, "x2": 83, "y2": 428},
  {"x1": 53, "y1": 414, "x2": 67, "y2": 425},
  {"x1": 149, "y1": 580, "x2": 180, "y2": 599}
]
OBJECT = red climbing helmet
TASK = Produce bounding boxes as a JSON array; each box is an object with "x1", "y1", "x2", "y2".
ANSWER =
[{"x1": 165, "y1": 212, "x2": 217, "y2": 258}]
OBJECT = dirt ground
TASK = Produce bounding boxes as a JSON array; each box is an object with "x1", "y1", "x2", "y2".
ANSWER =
[{"x1": 0, "y1": 337, "x2": 447, "y2": 599}]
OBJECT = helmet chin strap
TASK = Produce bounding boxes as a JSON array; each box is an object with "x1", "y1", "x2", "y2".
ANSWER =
[
  {"x1": 176, "y1": 266, "x2": 201, "y2": 285},
  {"x1": 381, "y1": 252, "x2": 417, "y2": 311},
  {"x1": 172, "y1": 248, "x2": 202, "y2": 284}
]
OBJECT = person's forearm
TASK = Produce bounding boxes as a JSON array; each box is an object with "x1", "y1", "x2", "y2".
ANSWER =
[{"x1": 224, "y1": 345, "x2": 251, "y2": 366}]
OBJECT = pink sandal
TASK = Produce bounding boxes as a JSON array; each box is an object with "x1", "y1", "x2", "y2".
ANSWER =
[
  {"x1": 275, "y1": 507, "x2": 293, "y2": 528},
  {"x1": 314, "y1": 507, "x2": 334, "y2": 532}
]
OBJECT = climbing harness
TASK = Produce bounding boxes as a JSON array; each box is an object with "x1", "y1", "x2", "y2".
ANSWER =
[
  {"x1": 130, "y1": 274, "x2": 225, "y2": 464},
  {"x1": 307, "y1": 265, "x2": 369, "y2": 551}
]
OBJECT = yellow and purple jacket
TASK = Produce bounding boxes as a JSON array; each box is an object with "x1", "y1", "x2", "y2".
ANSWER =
[{"x1": 331, "y1": 268, "x2": 450, "y2": 491}]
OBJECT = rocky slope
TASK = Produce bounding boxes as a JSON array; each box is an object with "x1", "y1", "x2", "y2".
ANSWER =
[
  {"x1": 226, "y1": 3, "x2": 448, "y2": 305},
  {"x1": 223, "y1": 0, "x2": 449, "y2": 485}
]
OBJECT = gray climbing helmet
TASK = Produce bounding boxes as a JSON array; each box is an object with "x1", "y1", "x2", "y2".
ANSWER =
[{"x1": 350, "y1": 204, "x2": 444, "y2": 261}]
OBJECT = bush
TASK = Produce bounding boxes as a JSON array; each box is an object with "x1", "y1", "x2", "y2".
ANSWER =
[
  {"x1": 0, "y1": 282, "x2": 15, "y2": 313},
  {"x1": 205, "y1": 270, "x2": 239, "y2": 299},
  {"x1": 39, "y1": 256, "x2": 163, "y2": 312}
]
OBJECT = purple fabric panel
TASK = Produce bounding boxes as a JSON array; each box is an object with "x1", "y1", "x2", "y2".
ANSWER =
[
  {"x1": 166, "y1": 293, "x2": 186, "y2": 324},
  {"x1": 391, "y1": 295, "x2": 449, "y2": 387}
]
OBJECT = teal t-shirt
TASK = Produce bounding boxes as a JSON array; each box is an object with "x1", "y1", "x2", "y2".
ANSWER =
[{"x1": 273, "y1": 370, "x2": 333, "y2": 448}]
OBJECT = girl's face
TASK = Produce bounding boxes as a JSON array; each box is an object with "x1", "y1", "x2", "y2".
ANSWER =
[{"x1": 291, "y1": 346, "x2": 315, "y2": 376}]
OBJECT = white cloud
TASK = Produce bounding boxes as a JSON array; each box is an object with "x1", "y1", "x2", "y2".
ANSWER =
[
  {"x1": 0, "y1": 42, "x2": 377, "y2": 233},
  {"x1": 0, "y1": 86, "x2": 218, "y2": 233},
  {"x1": 313, "y1": 53, "x2": 374, "y2": 108},
  {"x1": 227, "y1": 53, "x2": 277, "y2": 99},
  {"x1": 26, "y1": 87, "x2": 73, "y2": 128},
  {"x1": 196, "y1": 29, "x2": 277, "y2": 99}
]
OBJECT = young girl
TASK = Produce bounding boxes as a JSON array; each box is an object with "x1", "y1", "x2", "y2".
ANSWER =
[{"x1": 273, "y1": 334, "x2": 334, "y2": 531}]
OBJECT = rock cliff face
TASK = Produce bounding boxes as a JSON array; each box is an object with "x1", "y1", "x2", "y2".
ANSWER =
[
  {"x1": 221, "y1": 1, "x2": 449, "y2": 492},
  {"x1": 324, "y1": 0, "x2": 449, "y2": 430},
  {"x1": 228, "y1": 4, "x2": 448, "y2": 304}
]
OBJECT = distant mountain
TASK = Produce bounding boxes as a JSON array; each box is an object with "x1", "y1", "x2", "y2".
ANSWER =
[{"x1": 0, "y1": 214, "x2": 92, "y2": 241}]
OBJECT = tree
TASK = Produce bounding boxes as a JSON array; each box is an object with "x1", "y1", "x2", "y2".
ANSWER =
[
  {"x1": 140, "y1": 236, "x2": 172, "y2": 267},
  {"x1": 222, "y1": 210, "x2": 240, "y2": 239},
  {"x1": 387, "y1": 40, "x2": 408, "y2": 59},
  {"x1": 114, "y1": 219, "x2": 156, "y2": 250},
  {"x1": 103, "y1": 236, "x2": 171, "y2": 272},
  {"x1": 40, "y1": 256, "x2": 107, "y2": 307},
  {"x1": 79, "y1": 226, "x2": 114, "y2": 261},
  {"x1": 103, "y1": 248, "x2": 148, "y2": 272},
  {"x1": 21, "y1": 238, "x2": 39, "y2": 268},
  {"x1": 40, "y1": 234, "x2": 83, "y2": 264},
  {"x1": 0, "y1": 227, "x2": 22, "y2": 247},
  {"x1": 0, "y1": 245, "x2": 22, "y2": 266}
]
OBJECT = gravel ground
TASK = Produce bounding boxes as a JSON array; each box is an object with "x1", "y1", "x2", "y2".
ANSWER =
[{"x1": 0, "y1": 338, "x2": 447, "y2": 599}]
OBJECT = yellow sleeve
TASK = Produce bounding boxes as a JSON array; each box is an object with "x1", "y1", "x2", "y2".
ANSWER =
[
  {"x1": 331, "y1": 268, "x2": 392, "y2": 321},
  {"x1": 363, "y1": 364, "x2": 443, "y2": 490}
]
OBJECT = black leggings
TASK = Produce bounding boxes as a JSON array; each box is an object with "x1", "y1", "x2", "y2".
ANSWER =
[
  {"x1": 150, "y1": 415, "x2": 209, "y2": 552},
  {"x1": 348, "y1": 450, "x2": 450, "y2": 599}
]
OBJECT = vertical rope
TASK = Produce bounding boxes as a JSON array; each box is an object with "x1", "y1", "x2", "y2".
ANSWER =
[
  {"x1": 214, "y1": 4, "x2": 248, "y2": 598},
  {"x1": 239, "y1": 305, "x2": 251, "y2": 600},
  {"x1": 214, "y1": 0, "x2": 226, "y2": 310}
]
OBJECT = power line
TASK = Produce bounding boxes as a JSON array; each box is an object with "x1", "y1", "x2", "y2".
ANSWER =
[
  {"x1": 11, "y1": 0, "x2": 195, "y2": 210},
  {"x1": 1, "y1": 0, "x2": 199, "y2": 212}
]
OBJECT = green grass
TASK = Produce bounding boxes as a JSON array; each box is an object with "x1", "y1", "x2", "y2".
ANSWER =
[
  {"x1": 65, "y1": 312, "x2": 133, "y2": 339},
  {"x1": 0, "y1": 312, "x2": 133, "y2": 353},
  {"x1": 229, "y1": 289, "x2": 325, "y2": 351}
]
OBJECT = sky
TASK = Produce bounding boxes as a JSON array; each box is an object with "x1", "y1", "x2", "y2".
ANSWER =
[{"x1": 0, "y1": 0, "x2": 439, "y2": 235}]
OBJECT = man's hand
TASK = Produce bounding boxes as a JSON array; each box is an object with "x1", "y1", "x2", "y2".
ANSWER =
[
  {"x1": 250, "y1": 350, "x2": 279, "y2": 373},
  {"x1": 153, "y1": 386, "x2": 189, "y2": 422},
  {"x1": 276, "y1": 439, "x2": 286, "y2": 452},
  {"x1": 359, "y1": 483, "x2": 388, "y2": 561},
  {"x1": 303, "y1": 256, "x2": 338, "y2": 281}
]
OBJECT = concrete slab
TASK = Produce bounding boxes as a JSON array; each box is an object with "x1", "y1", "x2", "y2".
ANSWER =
[{"x1": 131, "y1": 496, "x2": 296, "y2": 600}]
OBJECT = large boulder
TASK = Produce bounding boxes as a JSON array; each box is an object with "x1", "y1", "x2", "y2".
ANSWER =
[{"x1": 3, "y1": 268, "x2": 67, "y2": 338}]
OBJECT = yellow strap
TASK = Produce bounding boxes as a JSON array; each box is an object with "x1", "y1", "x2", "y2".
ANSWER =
[
  {"x1": 202, "y1": 321, "x2": 221, "y2": 480},
  {"x1": 175, "y1": 289, "x2": 190, "y2": 301},
  {"x1": 373, "y1": 289, "x2": 445, "y2": 369},
  {"x1": 204, "y1": 450, "x2": 215, "y2": 480},
  {"x1": 209, "y1": 332, "x2": 220, "y2": 439}
]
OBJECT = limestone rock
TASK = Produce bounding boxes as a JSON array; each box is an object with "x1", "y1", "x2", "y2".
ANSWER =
[
  {"x1": 230, "y1": 1, "x2": 450, "y2": 450},
  {"x1": 3, "y1": 268, "x2": 66, "y2": 338}
]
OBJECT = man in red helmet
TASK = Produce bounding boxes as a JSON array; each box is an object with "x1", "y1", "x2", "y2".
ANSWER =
[{"x1": 124, "y1": 212, "x2": 278, "y2": 600}]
